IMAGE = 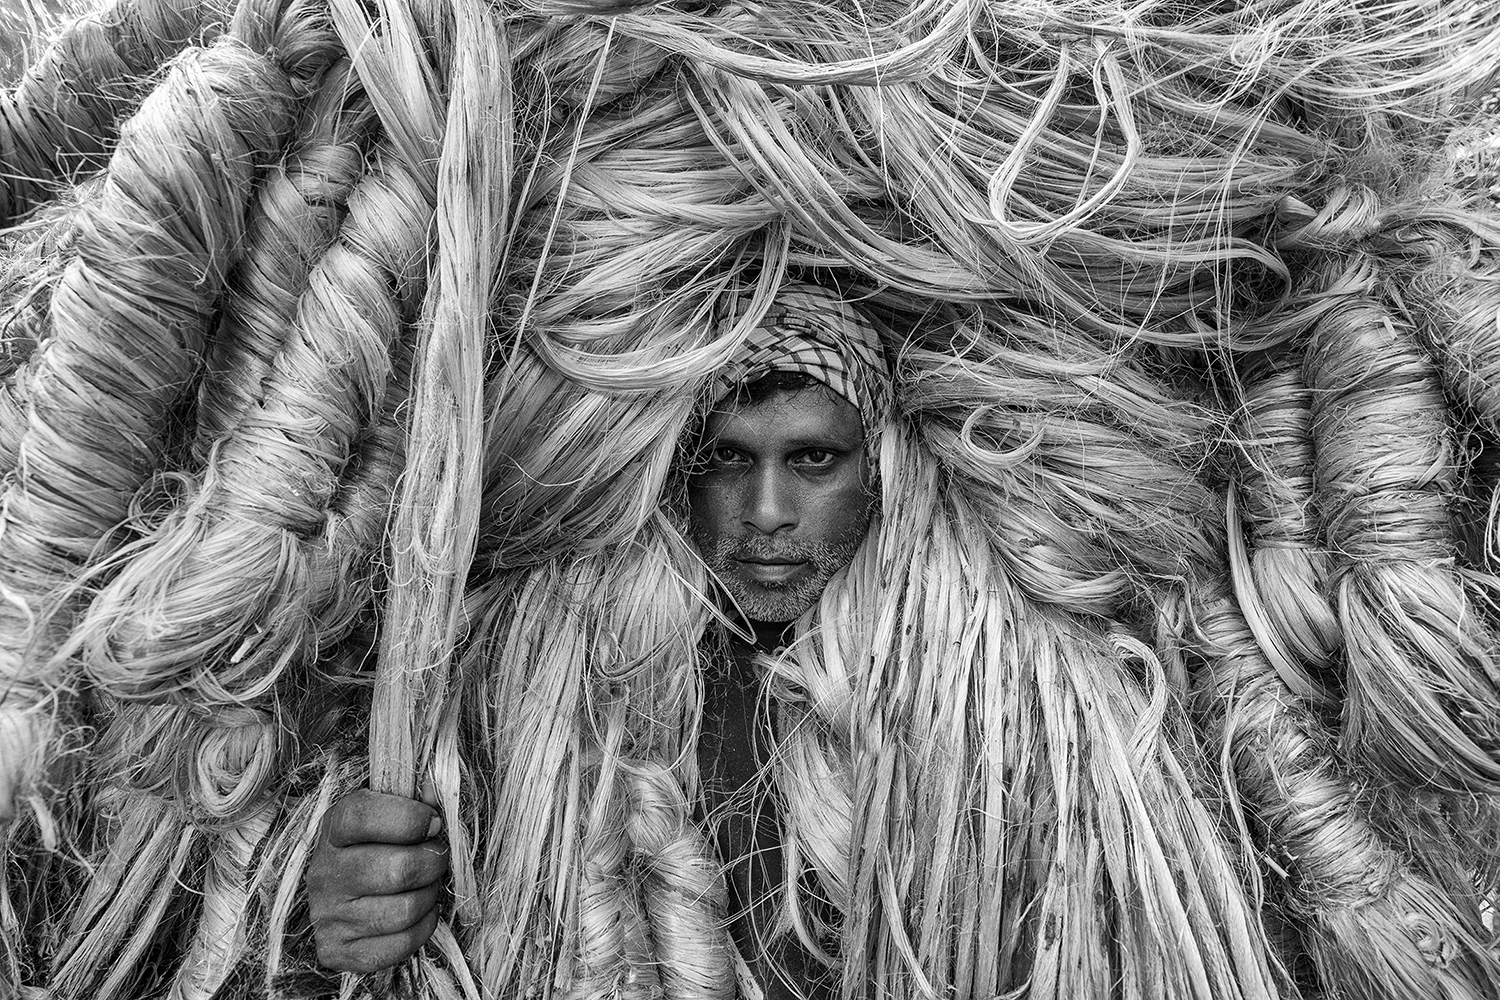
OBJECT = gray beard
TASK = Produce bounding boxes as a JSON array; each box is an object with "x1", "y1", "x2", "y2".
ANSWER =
[{"x1": 697, "y1": 529, "x2": 867, "y2": 623}]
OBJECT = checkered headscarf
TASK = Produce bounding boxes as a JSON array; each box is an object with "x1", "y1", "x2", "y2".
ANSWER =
[{"x1": 712, "y1": 284, "x2": 892, "y2": 441}]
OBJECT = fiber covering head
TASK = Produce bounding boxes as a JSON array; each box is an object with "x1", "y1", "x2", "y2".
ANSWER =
[
  {"x1": 709, "y1": 283, "x2": 892, "y2": 446},
  {"x1": 688, "y1": 283, "x2": 890, "y2": 626}
]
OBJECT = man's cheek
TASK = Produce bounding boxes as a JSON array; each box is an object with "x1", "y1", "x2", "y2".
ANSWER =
[{"x1": 686, "y1": 483, "x2": 736, "y2": 542}]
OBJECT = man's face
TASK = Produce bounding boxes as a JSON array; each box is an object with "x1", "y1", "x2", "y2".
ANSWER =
[{"x1": 687, "y1": 383, "x2": 875, "y2": 624}]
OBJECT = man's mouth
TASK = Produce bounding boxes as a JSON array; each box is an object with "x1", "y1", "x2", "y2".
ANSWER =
[{"x1": 734, "y1": 557, "x2": 809, "y2": 585}]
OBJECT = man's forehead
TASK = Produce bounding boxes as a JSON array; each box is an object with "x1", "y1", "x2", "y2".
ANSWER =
[{"x1": 702, "y1": 385, "x2": 864, "y2": 448}]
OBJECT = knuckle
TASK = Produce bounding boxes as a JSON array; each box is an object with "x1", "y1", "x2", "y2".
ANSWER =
[
  {"x1": 390, "y1": 893, "x2": 425, "y2": 929},
  {"x1": 384, "y1": 851, "x2": 419, "y2": 890},
  {"x1": 354, "y1": 900, "x2": 395, "y2": 938},
  {"x1": 391, "y1": 846, "x2": 442, "y2": 889}
]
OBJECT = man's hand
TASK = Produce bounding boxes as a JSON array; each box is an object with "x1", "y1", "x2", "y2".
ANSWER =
[{"x1": 306, "y1": 789, "x2": 449, "y2": 973}]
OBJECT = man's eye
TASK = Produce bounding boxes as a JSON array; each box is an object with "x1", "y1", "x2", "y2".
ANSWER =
[
  {"x1": 707, "y1": 447, "x2": 746, "y2": 467},
  {"x1": 795, "y1": 449, "x2": 837, "y2": 469}
]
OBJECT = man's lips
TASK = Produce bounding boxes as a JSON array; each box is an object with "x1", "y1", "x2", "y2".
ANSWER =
[{"x1": 734, "y1": 557, "x2": 808, "y2": 584}]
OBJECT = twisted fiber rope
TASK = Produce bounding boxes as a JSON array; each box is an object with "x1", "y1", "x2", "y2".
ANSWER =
[
  {"x1": 47, "y1": 699, "x2": 305, "y2": 998},
  {"x1": 63, "y1": 675, "x2": 372, "y2": 998},
  {"x1": 1230, "y1": 361, "x2": 1342, "y2": 703},
  {"x1": 320, "y1": 312, "x2": 416, "y2": 616},
  {"x1": 95, "y1": 704, "x2": 281, "y2": 824},
  {"x1": 0, "y1": 185, "x2": 92, "y2": 478},
  {"x1": 73, "y1": 134, "x2": 434, "y2": 706},
  {"x1": 0, "y1": 0, "x2": 231, "y2": 226},
  {"x1": 1303, "y1": 262, "x2": 1500, "y2": 798},
  {"x1": 40, "y1": 335, "x2": 413, "y2": 994},
  {"x1": 192, "y1": 56, "x2": 376, "y2": 464},
  {"x1": 2, "y1": 3, "x2": 343, "y2": 995},
  {"x1": 0, "y1": 0, "x2": 337, "y2": 831},
  {"x1": 51, "y1": 93, "x2": 423, "y2": 1000},
  {"x1": 40, "y1": 92, "x2": 387, "y2": 994},
  {"x1": 1187, "y1": 590, "x2": 1500, "y2": 1000},
  {"x1": 168, "y1": 803, "x2": 277, "y2": 1000},
  {"x1": 625, "y1": 762, "x2": 734, "y2": 999},
  {"x1": 570, "y1": 766, "x2": 661, "y2": 1000}
]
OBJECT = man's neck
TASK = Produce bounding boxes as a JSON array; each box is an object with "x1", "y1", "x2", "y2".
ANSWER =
[{"x1": 731, "y1": 618, "x2": 794, "y2": 656}]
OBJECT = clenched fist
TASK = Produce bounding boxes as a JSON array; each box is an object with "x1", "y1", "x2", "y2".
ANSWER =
[{"x1": 305, "y1": 789, "x2": 450, "y2": 973}]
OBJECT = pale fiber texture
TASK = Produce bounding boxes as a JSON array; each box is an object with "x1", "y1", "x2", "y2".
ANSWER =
[{"x1": 3, "y1": 0, "x2": 1500, "y2": 999}]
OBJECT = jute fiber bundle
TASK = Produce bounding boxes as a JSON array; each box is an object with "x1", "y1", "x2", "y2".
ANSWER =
[
  {"x1": 1187, "y1": 591, "x2": 1500, "y2": 1000},
  {"x1": 3, "y1": 0, "x2": 1500, "y2": 998},
  {"x1": 0, "y1": 0, "x2": 235, "y2": 225},
  {"x1": 1302, "y1": 262, "x2": 1500, "y2": 798},
  {"x1": 465, "y1": 522, "x2": 727, "y2": 996},
  {"x1": 1230, "y1": 362, "x2": 1342, "y2": 706},
  {"x1": 0, "y1": 0, "x2": 340, "y2": 841},
  {"x1": 0, "y1": 186, "x2": 87, "y2": 479},
  {"x1": 0, "y1": 0, "x2": 416, "y2": 994},
  {"x1": 1386, "y1": 219, "x2": 1500, "y2": 460}
]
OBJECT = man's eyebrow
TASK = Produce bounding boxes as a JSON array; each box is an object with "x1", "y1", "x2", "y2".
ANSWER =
[
  {"x1": 784, "y1": 435, "x2": 860, "y2": 451},
  {"x1": 696, "y1": 432, "x2": 860, "y2": 453}
]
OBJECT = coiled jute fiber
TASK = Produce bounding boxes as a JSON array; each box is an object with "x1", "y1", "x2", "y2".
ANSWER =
[{"x1": 4, "y1": 0, "x2": 1500, "y2": 998}]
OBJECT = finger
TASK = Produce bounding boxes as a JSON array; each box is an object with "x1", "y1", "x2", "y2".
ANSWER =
[
  {"x1": 320, "y1": 908, "x2": 443, "y2": 974},
  {"x1": 323, "y1": 789, "x2": 440, "y2": 848},
  {"x1": 326, "y1": 839, "x2": 450, "y2": 896},
  {"x1": 341, "y1": 881, "x2": 444, "y2": 938}
]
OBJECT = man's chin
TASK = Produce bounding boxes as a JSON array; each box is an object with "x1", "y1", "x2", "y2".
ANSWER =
[{"x1": 722, "y1": 575, "x2": 824, "y2": 624}]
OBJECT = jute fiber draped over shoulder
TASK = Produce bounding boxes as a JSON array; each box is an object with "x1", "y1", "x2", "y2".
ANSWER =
[{"x1": 3, "y1": 1, "x2": 1500, "y2": 998}]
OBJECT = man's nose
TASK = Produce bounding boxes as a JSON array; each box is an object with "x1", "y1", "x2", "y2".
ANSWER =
[{"x1": 742, "y1": 465, "x2": 798, "y2": 535}]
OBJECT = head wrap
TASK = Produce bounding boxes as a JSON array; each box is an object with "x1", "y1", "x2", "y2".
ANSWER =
[{"x1": 711, "y1": 283, "x2": 893, "y2": 443}]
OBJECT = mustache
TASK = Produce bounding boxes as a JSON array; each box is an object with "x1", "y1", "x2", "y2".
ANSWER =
[{"x1": 713, "y1": 535, "x2": 839, "y2": 565}]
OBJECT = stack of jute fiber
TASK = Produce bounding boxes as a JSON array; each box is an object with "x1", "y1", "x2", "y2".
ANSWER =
[{"x1": 3, "y1": 0, "x2": 1500, "y2": 998}]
